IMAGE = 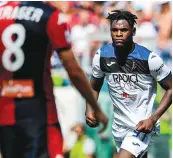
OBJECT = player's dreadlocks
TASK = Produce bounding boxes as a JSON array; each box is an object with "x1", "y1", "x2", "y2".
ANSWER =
[{"x1": 107, "y1": 10, "x2": 138, "y2": 28}]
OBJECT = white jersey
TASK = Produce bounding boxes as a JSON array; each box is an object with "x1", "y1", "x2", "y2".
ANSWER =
[{"x1": 92, "y1": 43, "x2": 171, "y2": 139}]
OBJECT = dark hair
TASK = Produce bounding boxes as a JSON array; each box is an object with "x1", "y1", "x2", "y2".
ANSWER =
[{"x1": 107, "y1": 10, "x2": 138, "y2": 28}]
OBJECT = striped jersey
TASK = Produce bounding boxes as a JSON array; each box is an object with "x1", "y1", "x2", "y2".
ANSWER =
[
  {"x1": 92, "y1": 43, "x2": 171, "y2": 136},
  {"x1": 0, "y1": 1, "x2": 71, "y2": 125}
]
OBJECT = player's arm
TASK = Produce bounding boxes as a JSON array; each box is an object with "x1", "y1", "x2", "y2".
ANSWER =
[
  {"x1": 136, "y1": 52, "x2": 172, "y2": 133},
  {"x1": 58, "y1": 49, "x2": 107, "y2": 132},
  {"x1": 46, "y1": 10, "x2": 108, "y2": 131},
  {"x1": 86, "y1": 49, "x2": 105, "y2": 128},
  {"x1": 150, "y1": 75, "x2": 172, "y2": 123},
  {"x1": 86, "y1": 76, "x2": 104, "y2": 128},
  {"x1": 86, "y1": 76, "x2": 104, "y2": 113},
  {"x1": 57, "y1": 49, "x2": 100, "y2": 111}
]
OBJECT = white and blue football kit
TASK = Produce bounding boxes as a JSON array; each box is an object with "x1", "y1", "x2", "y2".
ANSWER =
[{"x1": 92, "y1": 43, "x2": 171, "y2": 157}]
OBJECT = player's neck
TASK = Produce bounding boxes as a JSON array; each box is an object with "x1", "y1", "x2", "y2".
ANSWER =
[
  {"x1": 115, "y1": 41, "x2": 135, "y2": 66},
  {"x1": 116, "y1": 41, "x2": 134, "y2": 56}
]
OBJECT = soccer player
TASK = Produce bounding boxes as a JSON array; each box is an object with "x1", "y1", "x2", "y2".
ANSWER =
[
  {"x1": 0, "y1": 2, "x2": 108, "y2": 158},
  {"x1": 86, "y1": 10, "x2": 172, "y2": 158}
]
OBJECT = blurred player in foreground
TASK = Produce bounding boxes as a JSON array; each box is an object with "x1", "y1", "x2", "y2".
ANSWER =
[
  {"x1": 86, "y1": 10, "x2": 172, "y2": 158},
  {"x1": 0, "y1": 1, "x2": 108, "y2": 158}
]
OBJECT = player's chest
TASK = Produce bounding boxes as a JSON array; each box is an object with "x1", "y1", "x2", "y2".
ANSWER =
[{"x1": 100, "y1": 57, "x2": 150, "y2": 74}]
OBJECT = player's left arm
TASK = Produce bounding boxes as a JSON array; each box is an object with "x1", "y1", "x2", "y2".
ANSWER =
[
  {"x1": 150, "y1": 75, "x2": 172, "y2": 123},
  {"x1": 46, "y1": 10, "x2": 108, "y2": 132},
  {"x1": 136, "y1": 52, "x2": 172, "y2": 133}
]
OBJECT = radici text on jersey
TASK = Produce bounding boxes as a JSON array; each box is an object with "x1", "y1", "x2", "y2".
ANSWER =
[{"x1": 0, "y1": 6, "x2": 43, "y2": 22}]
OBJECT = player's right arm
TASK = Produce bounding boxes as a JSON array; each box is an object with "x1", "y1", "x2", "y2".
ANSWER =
[
  {"x1": 46, "y1": 9, "x2": 108, "y2": 131},
  {"x1": 86, "y1": 49, "x2": 105, "y2": 129}
]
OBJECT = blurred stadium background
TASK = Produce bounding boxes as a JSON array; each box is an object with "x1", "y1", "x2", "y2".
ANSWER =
[{"x1": 50, "y1": 1, "x2": 172, "y2": 158}]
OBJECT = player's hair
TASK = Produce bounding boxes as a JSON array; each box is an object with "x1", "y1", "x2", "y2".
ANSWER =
[{"x1": 107, "y1": 10, "x2": 138, "y2": 28}]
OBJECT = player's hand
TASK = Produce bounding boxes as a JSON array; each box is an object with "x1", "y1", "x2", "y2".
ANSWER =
[
  {"x1": 85, "y1": 112, "x2": 99, "y2": 128},
  {"x1": 86, "y1": 109, "x2": 108, "y2": 134},
  {"x1": 95, "y1": 110, "x2": 109, "y2": 133},
  {"x1": 135, "y1": 117, "x2": 155, "y2": 133}
]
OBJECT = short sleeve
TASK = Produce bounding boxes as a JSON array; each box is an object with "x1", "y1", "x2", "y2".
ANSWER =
[
  {"x1": 83, "y1": 138, "x2": 95, "y2": 155},
  {"x1": 92, "y1": 49, "x2": 104, "y2": 78},
  {"x1": 148, "y1": 52, "x2": 171, "y2": 82},
  {"x1": 47, "y1": 11, "x2": 71, "y2": 50}
]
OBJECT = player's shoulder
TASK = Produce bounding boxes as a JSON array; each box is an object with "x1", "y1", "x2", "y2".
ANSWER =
[
  {"x1": 148, "y1": 51, "x2": 164, "y2": 69},
  {"x1": 135, "y1": 43, "x2": 151, "y2": 53},
  {"x1": 131, "y1": 43, "x2": 152, "y2": 61},
  {"x1": 99, "y1": 43, "x2": 114, "y2": 57}
]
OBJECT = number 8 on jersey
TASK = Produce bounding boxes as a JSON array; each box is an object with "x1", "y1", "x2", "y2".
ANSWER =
[{"x1": 2, "y1": 23, "x2": 25, "y2": 72}]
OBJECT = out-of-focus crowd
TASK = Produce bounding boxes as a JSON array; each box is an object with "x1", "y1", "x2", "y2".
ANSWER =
[
  {"x1": 51, "y1": 1, "x2": 172, "y2": 158},
  {"x1": 51, "y1": 1, "x2": 172, "y2": 73}
]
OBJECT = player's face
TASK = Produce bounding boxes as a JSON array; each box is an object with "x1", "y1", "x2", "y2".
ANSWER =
[{"x1": 111, "y1": 19, "x2": 134, "y2": 47}]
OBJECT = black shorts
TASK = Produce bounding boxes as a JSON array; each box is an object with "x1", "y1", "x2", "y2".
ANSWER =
[{"x1": 0, "y1": 97, "x2": 63, "y2": 158}]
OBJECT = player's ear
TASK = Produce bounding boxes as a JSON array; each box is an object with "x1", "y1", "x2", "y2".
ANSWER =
[{"x1": 132, "y1": 27, "x2": 136, "y2": 36}]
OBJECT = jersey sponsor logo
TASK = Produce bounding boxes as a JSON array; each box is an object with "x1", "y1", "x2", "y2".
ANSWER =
[
  {"x1": 154, "y1": 64, "x2": 164, "y2": 72},
  {"x1": 122, "y1": 92, "x2": 137, "y2": 99},
  {"x1": 0, "y1": 80, "x2": 34, "y2": 98},
  {"x1": 107, "y1": 61, "x2": 116, "y2": 66},
  {"x1": 0, "y1": 6, "x2": 43, "y2": 22},
  {"x1": 112, "y1": 73, "x2": 138, "y2": 91},
  {"x1": 113, "y1": 74, "x2": 138, "y2": 83}
]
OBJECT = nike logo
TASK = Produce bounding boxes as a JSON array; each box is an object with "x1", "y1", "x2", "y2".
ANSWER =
[
  {"x1": 132, "y1": 142, "x2": 140, "y2": 147},
  {"x1": 107, "y1": 62, "x2": 116, "y2": 66}
]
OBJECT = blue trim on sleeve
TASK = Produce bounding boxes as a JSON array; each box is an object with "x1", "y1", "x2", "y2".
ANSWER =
[{"x1": 159, "y1": 71, "x2": 172, "y2": 83}]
